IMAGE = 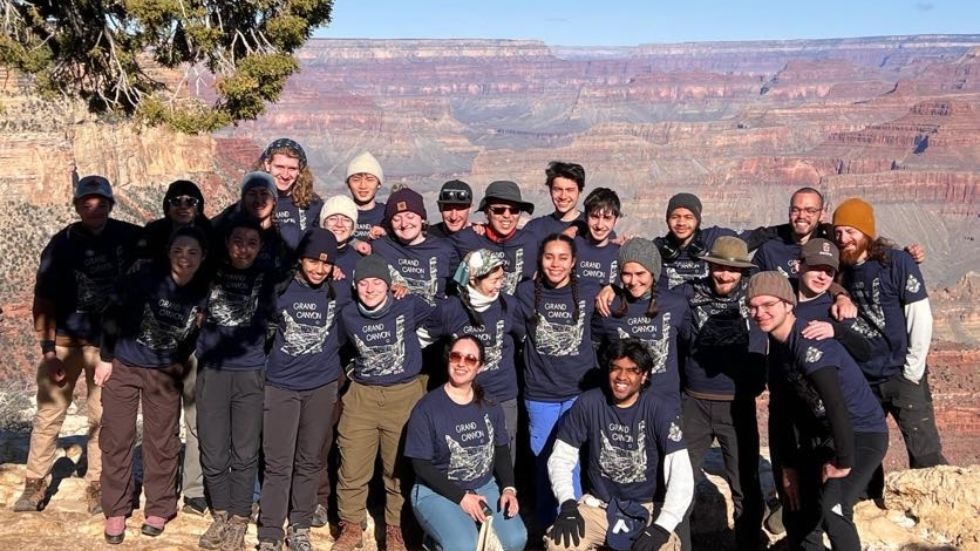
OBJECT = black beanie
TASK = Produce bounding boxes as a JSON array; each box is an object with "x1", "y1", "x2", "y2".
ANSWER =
[
  {"x1": 666, "y1": 192, "x2": 702, "y2": 224},
  {"x1": 298, "y1": 228, "x2": 338, "y2": 262},
  {"x1": 163, "y1": 180, "x2": 205, "y2": 216},
  {"x1": 354, "y1": 254, "x2": 392, "y2": 286}
]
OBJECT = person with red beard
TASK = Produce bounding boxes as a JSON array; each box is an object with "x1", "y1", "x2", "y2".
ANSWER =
[{"x1": 832, "y1": 197, "x2": 946, "y2": 501}]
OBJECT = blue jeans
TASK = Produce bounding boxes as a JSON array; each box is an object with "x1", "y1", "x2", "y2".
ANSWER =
[
  {"x1": 525, "y1": 398, "x2": 581, "y2": 528},
  {"x1": 411, "y1": 481, "x2": 527, "y2": 551}
]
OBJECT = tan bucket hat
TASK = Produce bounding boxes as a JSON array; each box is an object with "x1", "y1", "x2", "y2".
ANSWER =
[{"x1": 699, "y1": 236, "x2": 755, "y2": 269}]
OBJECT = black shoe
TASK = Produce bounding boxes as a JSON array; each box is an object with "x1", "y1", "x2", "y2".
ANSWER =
[
  {"x1": 182, "y1": 496, "x2": 208, "y2": 516},
  {"x1": 140, "y1": 523, "x2": 165, "y2": 537},
  {"x1": 104, "y1": 531, "x2": 125, "y2": 545}
]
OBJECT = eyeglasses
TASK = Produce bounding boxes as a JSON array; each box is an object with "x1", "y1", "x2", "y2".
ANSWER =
[
  {"x1": 439, "y1": 189, "x2": 471, "y2": 204},
  {"x1": 168, "y1": 196, "x2": 200, "y2": 208},
  {"x1": 748, "y1": 300, "x2": 784, "y2": 314},
  {"x1": 449, "y1": 351, "x2": 480, "y2": 368},
  {"x1": 488, "y1": 205, "x2": 519, "y2": 216},
  {"x1": 325, "y1": 214, "x2": 355, "y2": 228},
  {"x1": 789, "y1": 207, "x2": 821, "y2": 216}
]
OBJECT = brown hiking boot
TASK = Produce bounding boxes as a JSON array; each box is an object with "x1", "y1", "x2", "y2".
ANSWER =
[
  {"x1": 384, "y1": 525, "x2": 407, "y2": 551},
  {"x1": 331, "y1": 521, "x2": 363, "y2": 551},
  {"x1": 218, "y1": 515, "x2": 249, "y2": 551},
  {"x1": 199, "y1": 510, "x2": 228, "y2": 549},
  {"x1": 85, "y1": 482, "x2": 103, "y2": 515},
  {"x1": 12, "y1": 478, "x2": 47, "y2": 512}
]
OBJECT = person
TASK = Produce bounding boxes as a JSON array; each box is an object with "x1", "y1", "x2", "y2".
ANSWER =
[
  {"x1": 212, "y1": 172, "x2": 291, "y2": 274},
  {"x1": 422, "y1": 249, "x2": 523, "y2": 462},
  {"x1": 451, "y1": 180, "x2": 540, "y2": 295},
  {"x1": 514, "y1": 234, "x2": 600, "y2": 529},
  {"x1": 544, "y1": 338, "x2": 693, "y2": 551},
  {"x1": 256, "y1": 228, "x2": 345, "y2": 551},
  {"x1": 428, "y1": 179, "x2": 474, "y2": 239},
  {"x1": 677, "y1": 236, "x2": 767, "y2": 550},
  {"x1": 255, "y1": 138, "x2": 324, "y2": 251},
  {"x1": 523, "y1": 161, "x2": 587, "y2": 239},
  {"x1": 96, "y1": 226, "x2": 210, "y2": 543},
  {"x1": 194, "y1": 216, "x2": 277, "y2": 550},
  {"x1": 574, "y1": 187, "x2": 622, "y2": 287},
  {"x1": 405, "y1": 335, "x2": 528, "y2": 551},
  {"x1": 832, "y1": 198, "x2": 946, "y2": 497},
  {"x1": 143, "y1": 179, "x2": 212, "y2": 266},
  {"x1": 345, "y1": 151, "x2": 387, "y2": 241},
  {"x1": 593, "y1": 238, "x2": 689, "y2": 404},
  {"x1": 14, "y1": 175, "x2": 144, "y2": 516},
  {"x1": 747, "y1": 272, "x2": 888, "y2": 550},
  {"x1": 371, "y1": 187, "x2": 459, "y2": 305},
  {"x1": 332, "y1": 255, "x2": 434, "y2": 551}
]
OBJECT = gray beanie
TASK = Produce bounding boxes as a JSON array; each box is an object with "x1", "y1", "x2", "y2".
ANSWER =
[
  {"x1": 240, "y1": 171, "x2": 277, "y2": 198},
  {"x1": 354, "y1": 254, "x2": 392, "y2": 286},
  {"x1": 666, "y1": 192, "x2": 702, "y2": 224},
  {"x1": 618, "y1": 238, "x2": 663, "y2": 282}
]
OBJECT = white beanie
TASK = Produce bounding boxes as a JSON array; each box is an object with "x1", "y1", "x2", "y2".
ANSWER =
[
  {"x1": 346, "y1": 151, "x2": 384, "y2": 183},
  {"x1": 320, "y1": 195, "x2": 359, "y2": 228}
]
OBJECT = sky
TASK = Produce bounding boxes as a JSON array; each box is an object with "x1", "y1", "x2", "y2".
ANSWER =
[{"x1": 315, "y1": 0, "x2": 980, "y2": 46}]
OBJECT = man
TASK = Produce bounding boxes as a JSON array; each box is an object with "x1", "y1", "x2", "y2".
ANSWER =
[
  {"x1": 427, "y1": 179, "x2": 474, "y2": 239},
  {"x1": 574, "y1": 187, "x2": 622, "y2": 287},
  {"x1": 15, "y1": 175, "x2": 144, "y2": 515},
  {"x1": 451, "y1": 180, "x2": 540, "y2": 295},
  {"x1": 832, "y1": 197, "x2": 945, "y2": 494},
  {"x1": 345, "y1": 151, "x2": 386, "y2": 241},
  {"x1": 523, "y1": 161, "x2": 587, "y2": 239},
  {"x1": 213, "y1": 172, "x2": 291, "y2": 273},
  {"x1": 545, "y1": 338, "x2": 693, "y2": 551}
]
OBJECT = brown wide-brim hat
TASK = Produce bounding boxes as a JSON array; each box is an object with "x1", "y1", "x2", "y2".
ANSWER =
[{"x1": 699, "y1": 236, "x2": 755, "y2": 269}]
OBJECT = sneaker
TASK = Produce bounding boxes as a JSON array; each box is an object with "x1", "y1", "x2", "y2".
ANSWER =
[
  {"x1": 764, "y1": 501, "x2": 785, "y2": 535},
  {"x1": 384, "y1": 525, "x2": 407, "y2": 551},
  {"x1": 199, "y1": 510, "x2": 229, "y2": 549},
  {"x1": 183, "y1": 496, "x2": 209, "y2": 516},
  {"x1": 286, "y1": 525, "x2": 314, "y2": 551},
  {"x1": 220, "y1": 515, "x2": 249, "y2": 551},
  {"x1": 257, "y1": 541, "x2": 283, "y2": 551},
  {"x1": 12, "y1": 477, "x2": 47, "y2": 512},
  {"x1": 331, "y1": 521, "x2": 363, "y2": 551},
  {"x1": 250, "y1": 502, "x2": 260, "y2": 524},
  {"x1": 85, "y1": 482, "x2": 103, "y2": 515},
  {"x1": 310, "y1": 504, "x2": 328, "y2": 528}
]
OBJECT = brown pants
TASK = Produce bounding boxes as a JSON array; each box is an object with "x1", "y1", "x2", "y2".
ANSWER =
[
  {"x1": 99, "y1": 359, "x2": 182, "y2": 519},
  {"x1": 544, "y1": 495, "x2": 681, "y2": 551},
  {"x1": 26, "y1": 345, "x2": 103, "y2": 483},
  {"x1": 336, "y1": 378, "x2": 424, "y2": 527}
]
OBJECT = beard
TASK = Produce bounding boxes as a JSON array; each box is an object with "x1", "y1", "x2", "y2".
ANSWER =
[{"x1": 839, "y1": 236, "x2": 871, "y2": 266}]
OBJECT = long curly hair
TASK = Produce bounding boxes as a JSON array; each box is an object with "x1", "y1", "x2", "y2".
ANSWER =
[{"x1": 253, "y1": 146, "x2": 320, "y2": 210}]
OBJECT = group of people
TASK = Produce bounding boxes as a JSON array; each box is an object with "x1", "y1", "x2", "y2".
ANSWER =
[{"x1": 14, "y1": 137, "x2": 947, "y2": 551}]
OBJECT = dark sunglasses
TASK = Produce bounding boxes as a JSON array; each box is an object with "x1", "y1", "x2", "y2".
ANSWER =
[
  {"x1": 168, "y1": 196, "x2": 200, "y2": 208},
  {"x1": 449, "y1": 351, "x2": 480, "y2": 368},
  {"x1": 488, "y1": 205, "x2": 519, "y2": 216},
  {"x1": 439, "y1": 189, "x2": 471, "y2": 204}
]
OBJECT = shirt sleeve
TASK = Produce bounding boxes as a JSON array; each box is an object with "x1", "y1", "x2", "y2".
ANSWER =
[{"x1": 403, "y1": 402, "x2": 436, "y2": 461}]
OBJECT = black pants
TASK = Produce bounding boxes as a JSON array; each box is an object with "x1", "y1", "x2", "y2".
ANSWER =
[
  {"x1": 196, "y1": 368, "x2": 265, "y2": 518},
  {"x1": 678, "y1": 395, "x2": 764, "y2": 550},
  {"x1": 258, "y1": 381, "x2": 338, "y2": 542},
  {"x1": 783, "y1": 431, "x2": 888, "y2": 551},
  {"x1": 867, "y1": 371, "x2": 946, "y2": 499}
]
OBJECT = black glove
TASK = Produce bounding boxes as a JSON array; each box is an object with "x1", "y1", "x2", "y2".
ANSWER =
[
  {"x1": 548, "y1": 499, "x2": 585, "y2": 548},
  {"x1": 631, "y1": 524, "x2": 671, "y2": 551}
]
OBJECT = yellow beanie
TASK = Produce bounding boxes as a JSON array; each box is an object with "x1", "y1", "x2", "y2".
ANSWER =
[{"x1": 833, "y1": 197, "x2": 876, "y2": 239}]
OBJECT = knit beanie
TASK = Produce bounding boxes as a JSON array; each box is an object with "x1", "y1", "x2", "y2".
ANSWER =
[
  {"x1": 746, "y1": 271, "x2": 797, "y2": 306},
  {"x1": 240, "y1": 171, "x2": 277, "y2": 198},
  {"x1": 162, "y1": 179, "x2": 205, "y2": 215},
  {"x1": 618, "y1": 238, "x2": 663, "y2": 282},
  {"x1": 297, "y1": 228, "x2": 338, "y2": 262},
  {"x1": 262, "y1": 138, "x2": 308, "y2": 170},
  {"x1": 385, "y1": 187, "x2": 427, "y2": 221},
  {"x1": 666, "y1": 192, "x2": 702, "y2": 224},
  {"x1": 346, "y1": 152, "x2": 384, "y2": 183},
  {"x1": 354, "y1": 254, "x2": 392, "y2": 286},
  {"x1": 319, "y1": 195, "x2": 359, "y2": 228},
  {"x1": 832, "y1": 197, "x2": 876, "y2": 239}
]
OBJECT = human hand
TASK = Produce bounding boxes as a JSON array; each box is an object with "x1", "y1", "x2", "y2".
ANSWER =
[
  {"x1": 499, "y1": 489, "x2": 519, "y2": 518},
  {"x1": 801, "y1": 320, "x2": 835, "y2": 340},
  {"x1": 595, "y1": 285, "x2": 615, "y2": 317},
  {"x1": 94, "y1": 360, "x2": 113, "y2": 386},
  {"x1": 547, "y1": 500, "x2": 584, "y2": 548},
  {"x1": 830, "y1": 295, "x2": 857, "y2": 321},
  {"x1": 822, "y1": 462, "x2": 851, "y2": 483},
  {"x1": 459, "y1": 492, "x2": 489, "y2": 523},
  {"x1": 42, "y1": 354, "x2": 67, "y2": 386}
]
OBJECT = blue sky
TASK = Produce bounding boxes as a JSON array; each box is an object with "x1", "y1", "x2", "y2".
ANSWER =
[{"x1": 316, "y1": 0, "x2": 980, "y2": 46}]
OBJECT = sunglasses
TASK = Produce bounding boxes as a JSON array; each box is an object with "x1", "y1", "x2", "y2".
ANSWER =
[
  {"x1": 168, "y1": 196, "x2": 200, "y2": 208},
  {"x1": 488, "y1": 205, "x2": 519, "y2": 216},
  {"x1": 449, "y1": 351, "x2": 480, "y2": 368},
  {"x1": 439, "y1": 189, "x2": 472, "y2": 204}
]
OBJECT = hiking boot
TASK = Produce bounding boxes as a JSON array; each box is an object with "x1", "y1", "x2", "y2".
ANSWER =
[
  {"x1": 250, "y1": 501, "x2": 260, "y2": 524},
  {"x1": 310, "y1": 504, "x2": 328, "y2": 528},
  {"x1": 385, "y1": 524, "x2": 407, "y2": 551},
  {"x1": 219, "y1": 515, "x2": 249, "y2": 551},
  {"x1": 104, "y1": 515, "x2": 126, "y2": 545},
  {"x1": 285, "y1": 525, "x2": 314, "y2": 551},
  {"x1": 141, "y1": 515, "x2": 167, "y2": 537},
  {"x1": 183, "y1": 496, "x2": 209, "y2": 516},
  {"x1": 331, "y1": 521, "x2": 363, "y2": 551},
  {"x1": 257, "y1": 541, "x2": 283, "y2": 551},
  {"x1": 85, "y1": 482, "x2": 103, "y2": 515},
  {"x1": 12, "y1": 477, "x2": 47, "y2": 512},
  {"x1": 764, "y1": 501, "x2": 785, "y2": 535},
  {"x1": 199, "y1": 510, "x2": 229, "y2": 549}
]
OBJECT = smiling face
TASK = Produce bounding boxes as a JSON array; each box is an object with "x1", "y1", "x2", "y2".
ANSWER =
[
  {"x1": 169, "y1": 235, "x2": 204, "y2": 281},
  {"x1": 391, "y1": 211, "x2": 424, "y2": 244},
  {"x1": 834, "y1": 225, "x2": 870, "y2": 266},
  {"x1": 300, "y1": 257, "x2": 333, "y2": 286},
  {"x1": 789, "y1": 191, "x2": 823, "y2": 240},
  {"x1": 749, "y1": 294, "x2": 793, "y2": 335},
  {"x1": 667, "y1": 207, "x2": 698, "y2": 242},
  {"x1": 323, "y1": 213, "x2": 354, "y2": 243},
  {"x1": 485, "y1": 202, "x2": 520, "y2": 236},
  {"x1": 608, "y1": 356, "x2": 648, "y2": 406},
  {"x1": 439, "y1": 203, "x2": 471, "y2": 233},
  {"x1": 226, "y1": 226, "x2": 261, "y2": 270},
  {"x1": 708, "y1": 263, "x2": 744, "y2": 297},
  {"x1": 265, "y1": 152, "x2": 301, "y2": 192},
  {"x1": 549, "y1": 176, "x2": 581, "y2": 217},
  {"x1": 798, "y1": 261, "x2": 836, "y2": 297},
  {"x1": 356, "y1": 277, "x2": 389, "y2": 309},
  {"x1": 620, "y1": 261, "x2": 655, "y2": 299},
  {"x1": 166, "y1": 196, "x2": 199, "y2": 225},
  {"x1": 243, "y1": 187, "x2": 275, "y2": 221},
  {"x1": 75, "y1": 196, "x2": 112, "y2": 231},
  {"x1": 347, "y1": 173, "x2": 380, "y2": 205},
  {"x1": 587, "y1": 208, "x2": 618, "y2": 244},
  {"x1": 473, "y1": 266, "x2": 505, "y2": 298},
  {"x1": 540, "y1": 238, "x2": 575, "y2": 287},
  {"x1": 447, "y1": 337, "x2": 483, "y2": 389}
]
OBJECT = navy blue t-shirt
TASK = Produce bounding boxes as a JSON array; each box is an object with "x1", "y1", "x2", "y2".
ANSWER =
[
  {"x1": 34, "y1": 219, "x2": 144, "y2": 343},
  {"x1": 372, "y1": 236, "x2": 459, "y2": 306},
  {"x1": 275, "y1": 193, "x2": 324, "y2": 251},
  {"x1": 405, "y1": 388, "x2": 509, "y2": 492},
  {"x1": 841, "y1": 249, "x2": 928, "y2": 382},
  {"x1": 776, "y1": 318, "x2": 888, "y2": 435},
  {"x1": 424, "y1": 295, "x2": 522, "y2": 401},
  {"x1": 523, "y1": 212, "x2": 586, "y2": 242},
  {"x1": 515, "y1": 279, "x2": 600, "y2": 401},
  {"x1": 338, "y1": 294, "x2": 434, "y2": 386},
  {"x1": 330, "y1": 244, "x2": 361, "y2": 308},
  {"x1": 265, "y1": 276, "x2": 343, "y2": 391},
  {"x1": 353, "y1": 202, "x2": 386, "y2": 241},
  {"x1": 656, "y1": 226, "x2": 737, "y2": 290},
  {"x1": 196, "y1": 263, "x2": 276, "y2": 371},
  {"x1": 752, "y1": 234, "x2": 803, "y2": 279},
  {"x1": 451, "y1": 228, "x2": 540, "y2": 295},
  {"x1": 574, "y1": 236, "x2": 620, "y2": 288},
  {"x1": 594, "y1": 290, "x2": 691, "y2": 404},
  {"x1": 558, "y1": 388, "x2": 686, "y2": 502}
]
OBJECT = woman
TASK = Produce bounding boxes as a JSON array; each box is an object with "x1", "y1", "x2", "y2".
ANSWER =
[
  {"x1": 319, "y1": 194, "x2": 364, "y2": 308},
  {"x1": 96, "y1": 226, "x2": 210, "y2": 543},
  {"x1": 143, "y1": 179, "x2": 212, "y2": 266},
  {"x1": 406, "y1": 335, "x2": 527, "y2": 551},
  {"x1": 254, "y1": 138, "x2": 324, "y2": 251},
  {"x1": 256, "y1": 228, "x2": 345, "y2": 551},
  {"x1": 514, "y1": 233, "x2": 599, "y2": 528}
]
